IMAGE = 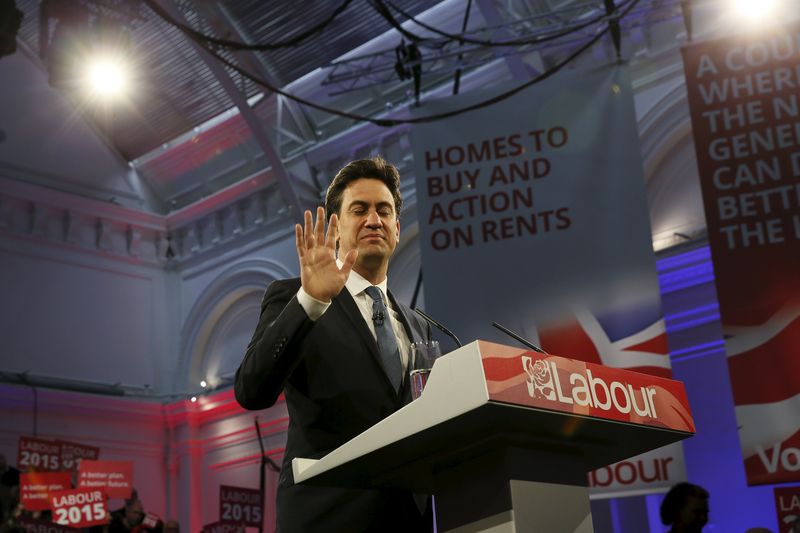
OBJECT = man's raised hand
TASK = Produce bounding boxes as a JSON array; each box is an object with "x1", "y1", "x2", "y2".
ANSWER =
[{"x1": 295, "y1": 207, "x2": 357, "y2": 302}]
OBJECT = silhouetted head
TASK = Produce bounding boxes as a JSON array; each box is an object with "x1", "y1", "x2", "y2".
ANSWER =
[{"x1": 660, "y1": 482, "x2": 709, "y2": 533}]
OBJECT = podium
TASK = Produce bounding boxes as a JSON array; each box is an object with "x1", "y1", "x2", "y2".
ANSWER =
[{"x1": 292, "y1": 340, "x2": 695, "y2": 532}]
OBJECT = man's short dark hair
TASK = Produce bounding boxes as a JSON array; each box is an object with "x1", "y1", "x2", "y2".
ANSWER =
[
  {"x1": 325, "y1": 156, "x2": 403, "y2": 218},
  {"x1": 660, "y1": 482, "x2": 709, "y2": 525}
]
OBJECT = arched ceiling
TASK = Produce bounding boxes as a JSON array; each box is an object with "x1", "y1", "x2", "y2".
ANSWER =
[{"x1": 3, "y1": 0, "x2": 795, "y2": 234}]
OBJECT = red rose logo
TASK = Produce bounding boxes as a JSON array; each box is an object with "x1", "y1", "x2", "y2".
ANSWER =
[
  {"x1": 523, "y1": 356, "x2": 555, "y2": 400},
  {"x1": 533, "y1": 360, "x2": 550, "y2": 387}
]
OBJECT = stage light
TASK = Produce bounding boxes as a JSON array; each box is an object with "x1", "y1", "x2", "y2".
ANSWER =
[
  {"x1": 82, "y1": 16, "x2": 134, "y2": 100},
  {"x1": 190, "y1": 396, "x2": 197, "y2": 403},
  {"x1": 40, "y1": 2, "x2": 136, "y2": 100},
  {"x1": 731, "y1": 0, "x2": 778, "y2": 21},
  {"x1": 86, "y1": 56, "x2": 128, "y2": 97},
  {"x1": 200, "y1": 380, "x2": 207, "y2": 388}
]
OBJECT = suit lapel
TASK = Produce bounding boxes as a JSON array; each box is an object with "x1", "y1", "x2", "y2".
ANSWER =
[{"x1": 389, "y1": 291, "x2": 423, "y2": 404}]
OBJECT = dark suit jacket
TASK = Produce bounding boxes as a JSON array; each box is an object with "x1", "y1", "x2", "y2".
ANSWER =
[{"x1": 235, "y1": 277, "x2": 432, "y2": 533}]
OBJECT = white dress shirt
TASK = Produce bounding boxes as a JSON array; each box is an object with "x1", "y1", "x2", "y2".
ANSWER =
[{"x1": 296, "y1": 265, "x2": 412, "y2": 380}]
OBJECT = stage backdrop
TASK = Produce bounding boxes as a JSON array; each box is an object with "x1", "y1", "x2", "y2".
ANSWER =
[
  {"x1": 410, "y1": 66, "x2": 685, "y2": 497},
  {"x1": 682, "y1": 27, "x2": 800, "y2": 486}
]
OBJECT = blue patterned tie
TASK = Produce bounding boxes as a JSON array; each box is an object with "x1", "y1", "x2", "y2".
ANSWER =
[{"x1": 364, "y1": 286, "x2": 402, "y2": 392}]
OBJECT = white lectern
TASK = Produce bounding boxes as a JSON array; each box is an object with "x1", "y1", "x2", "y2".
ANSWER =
[{"x1": 292, "y1": 340, "x2": 695, "y2": 532}]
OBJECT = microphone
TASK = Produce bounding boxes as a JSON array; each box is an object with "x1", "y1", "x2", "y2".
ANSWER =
[
  {"x1": 372, "y1": 311, "x2": 385, "y2": 325},
  {"x1": 414, "y1": 308, "x2": 462, "y2": 348},
  {"x1": 491, "y1": 322, "x2": 548, "y2": 354}
]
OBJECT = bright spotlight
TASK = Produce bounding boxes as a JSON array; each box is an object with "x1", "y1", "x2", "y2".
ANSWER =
[
  {"x1": 190, "y1": 396, "x2": 197, "y2": 403},
  {"x1": 200, "y1": 380, "x2": 208, "y2": 388},
  {"x1": 86, "y1": 56, "x2": 128, "y2": 97},
  {"x1": 732, "y1": 0, "x2": 778, "y2": 20}
]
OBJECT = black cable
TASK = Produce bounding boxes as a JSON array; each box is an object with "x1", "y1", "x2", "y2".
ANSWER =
[
  {"x1": 201, "y1": 19, "x2": 611, "y2": 126},
  {"x1": 142, "y1": 0, "x2": 354, "y2": 51},
  {"x1": 452, "y1": 0, "x2": 473, "y2": 95},
  {"x1": 368, "y1": 0, "x2": 447, "y2": 49},
  {"x1": 380, "y1": 0, "x2": 628, "y2": 48},
  {"x1": 254, "y1": 417, "x2": 281, "y2": 472},
  {"x1": 150, "y1": 0, "x2": 640, "y2": 127}
]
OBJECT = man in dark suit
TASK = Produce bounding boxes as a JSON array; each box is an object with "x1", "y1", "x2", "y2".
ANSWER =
[{"x1": 235, "y1": 157, "x2": 432, "y2": 532}]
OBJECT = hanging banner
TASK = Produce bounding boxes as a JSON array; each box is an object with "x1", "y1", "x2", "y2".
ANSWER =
[
  {"x1": 682, "y1": 27, "x2": 800, "y2": 486},
  {"x1": 18, "y1": 437, "x2": 62, "y2": 472},
  {"x1": 77, "y1": 460, "x2": 133, "y2": 499},
  {"x1": 775, "y1": 486, "x2": 800, "y2": 533},
  {"x1": 18, "y1": 517, "x2": 81, "y2": 533},
  {"x1": 59, "y1": 440, "x2": 100, "y2": 471},
  {"x1": 202, "y1": 522, "x2": 241, "y2": 533},
  {"x1": 219, "y1": 485, "x2": 262, "y2": 528},
  {"x1": 142, "y1": 512, "x2": 161, "y2": 529},
  {"x1": 50, "y1": 489, "x2": 108, "y2": 529},
  {"x1": 20, "y1": 471, "x2": 73, "y2": 511},
  {"x1": 411, "y1": 65, "x2": 685, "y2": 497}
]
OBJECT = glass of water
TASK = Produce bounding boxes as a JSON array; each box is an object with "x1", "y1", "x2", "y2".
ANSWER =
[{"x1": 409, "y1": 340, "x2": 441, "y2": 400}]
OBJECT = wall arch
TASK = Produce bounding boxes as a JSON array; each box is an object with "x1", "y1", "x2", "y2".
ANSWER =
[
  {"x1": 637, "y1": 70, "x2": 707, "y2": 250},
  {"x1": 176, "y1": 259, "x2": 294, "y2": 392}
]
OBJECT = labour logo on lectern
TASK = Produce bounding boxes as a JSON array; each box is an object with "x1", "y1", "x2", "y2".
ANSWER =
[
  {"x1": 520, "y1": 355, "x2": 659, "y2": 419},
  {"x1": 522, "y1": 356, "x2": 555, "y2": 400}
]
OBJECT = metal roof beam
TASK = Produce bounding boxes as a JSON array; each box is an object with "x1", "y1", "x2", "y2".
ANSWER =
[
  {"x1": 475, "y1": 0, "x2": 532, "y2": 79},
  {"x1": 320, "y1": 0, "x2": 680, "y2": 95},
  {"x1": 154, "y1": 0, "x2": 303, "y2": 222},
  {"x1": 204, "y1": 2, "x2": 319, "y2": 148}
]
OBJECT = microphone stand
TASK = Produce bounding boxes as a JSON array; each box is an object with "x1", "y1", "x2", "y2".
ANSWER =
[{"x1": 413, "y1": 308, "x2": 462, "y2": 348}]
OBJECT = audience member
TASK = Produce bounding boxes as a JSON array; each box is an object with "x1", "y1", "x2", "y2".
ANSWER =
[
  {"x1": 111, "y1": 488, "x2": 139, "y2": 519},
  {"x1": 0, "y1": 456, "x2": 19, "y2": 489},
  {"x1": 109, "y1": 499, "x2": 143, "y2": 533},
  {"x1": 660, "y1": 482, "x2": 709, "y2": 533},
  {"x1": 0, "y1": 456, "x2": 20, "y2": 527}
]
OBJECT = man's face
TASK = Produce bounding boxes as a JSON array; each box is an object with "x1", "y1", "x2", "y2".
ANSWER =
[
  {"x1": 678, "y1": 495, "x2": 709, "y2": 532},
  {"x1": 337, "y1": 178, "x2": 400, "y2": 271}
]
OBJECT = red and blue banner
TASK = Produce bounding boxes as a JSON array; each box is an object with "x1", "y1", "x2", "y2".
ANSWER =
[
  {"x1": 682, "y1": 26, "x2": 800, "y2": 486},
  {"x1": 411, "y1": 66, "x2": 684, "y2": 497}
]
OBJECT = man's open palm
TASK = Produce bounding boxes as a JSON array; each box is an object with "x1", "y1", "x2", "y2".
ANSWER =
[{"x1": 295, "y1": 207, "x2": 357, "y2": 302}]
